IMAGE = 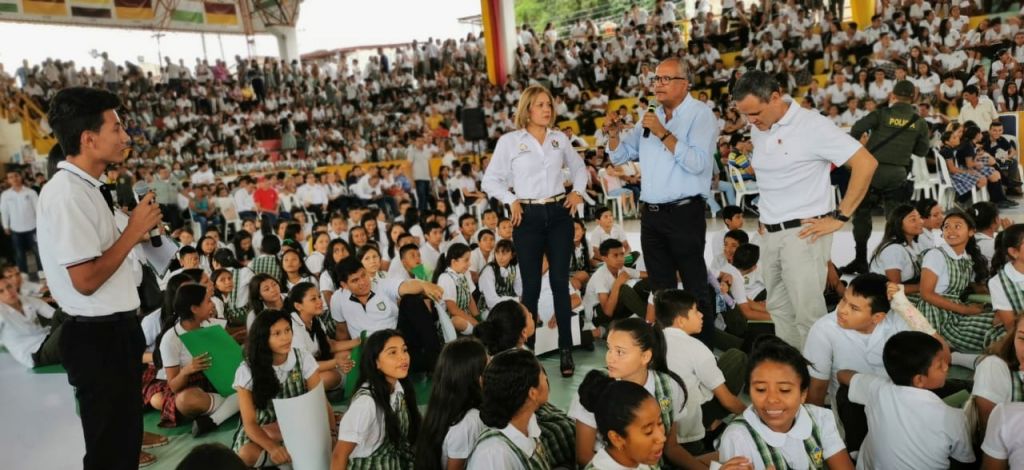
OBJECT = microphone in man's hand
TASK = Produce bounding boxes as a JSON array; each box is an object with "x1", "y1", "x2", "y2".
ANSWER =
[
  {"x1": 642, "y1": 104, "x2": 657, "y2": 138},
  {"x1": 134, "y1": 188, "x2": 163, "y2": 247}
]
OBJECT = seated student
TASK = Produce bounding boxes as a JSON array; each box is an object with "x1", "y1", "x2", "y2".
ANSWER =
[
  {"x1": 466, "y1": 348, "x2": 553, "y2": 470},
  {"x1": 143, "y1": 270, "x2": 207, "y2": 359},
  {"x1": 231, "y1": 230, "x2": 256, "y2": 267},
  {"x1": 980, "y1": 402, "x2": 1024, "y2": 469},
  {"x1": 233, "y1": 309, "x2": 335, "y2": 467},
  {"x1": 838, "y1": 331, "x2": 975, "y2": 469},
  {"x1": 435, "y1": 243, "x2": 481, "y2": 334},
  {"x1": 286, "y1": 282, "x2": 357, "y2": 392},
  {"x1": 469, "y1": 229, "x2": 496, "y2": 284},
  {"x1": 197, "y1": 236, "x2": 219, "y2": 274},
  {"x1": 576, "y1": 372, "x2": 668, "y2": 470},
  {"x1": 474, "y1": 300, "x2": 577, "y2": 467},
  {"x1": 654, "y1": 289, "x2": 747, "y2": 453},
  {"x1": 869, "y1": 205, "x2": 925, "y2": 296},
  {"x1": 146, "y1": 283, "x2": 239, "y2": 436},
  {"x1": 496, "y1": 217, "x2": 514, "y2": 243},
  {"x1": 975, "y1": 202, "x2": 1014, "y2": 264},
  {"x1": 250, "y1": 236, "x2": 284, "y2": 284},
  {"x1": 940, "y1": 128, "x2": 1001, "y2": 205},
  {"x1": 917, "y1": 211, "x2": 1004, "y2": 353},
  {"x1": 583, "y1": 239, "x2": 648, "y2": 328},
  {"x1": 447, "y1": 213, "x2": 479, "y2": 249},
  {"x1": 387, "y1": 241, "x2": 424, "y2": 281},
  {"x1": 570, "y1": 219, "x2": 593, "y2": 290},
  {"x1": 357, "y1": 245, "x2": 387, "y2": 290},
  {"x1": 718, "y1": 336, "x2": 854, "y2": 470},
  {"x1": 709, "y1": 206, "x2": 749, "y2": 269},
  {"x1": 327, "y1": 213, "x2": 349, "y2": 241},
  {"x1": 722, "y1": 244, "x2": 774, "y2": 347},
  {"x1": 601, "y1": 162, "x2": 638, "y2": 215},
  {"x1": 570, "y1": 318, "x2": 703, "y2": 468},
  {"x1": 161, "y1": 246, "x2": 202, "y2": 289},
  {"x1": 319, "y1": 239, "x2": 352, "y2": 306},
  {"x1": 986, "y1": 224, "x2": 1024, "y2": 346},
  {"x1": 1, "y1": 263, "x2": 48, "y2": 300},
  {"x1": 477, "y1": 239, "x2": 522, "y2": 316},
  {"x1": 589, "y1": 207, "x2": 634, "y2": 265},
  {"x1": 245, "y1": 274, "x2": 286, "y2": 330},
  {"x1": 414, "y1": 338, "x2": 489, "y2": 470},
  {"x1": 280, "y1": 248, "x2": 317, "y2": 292},
  {"x1": 305, "y1": 231, "x2": 331, "y2": 276},
  {"x1": 971, "y1": 313, "x2": 1024, "y2": 437},
  {"x1": 916, "y1": 198, "x2": 945, "y2": 250},
  {"x1": 420, "y1": 221, "x2": 445, "y2": 277},
  {"x1": 0, "y1": 276, "x2": 61, "y2": 368},
  {"x1": 477, "y1": 209, "x2": 499, "y2": 240},
  {"x1": 209, "y1": 249, "x2": 253, "y2": 327},
  {"x1": 332, "y1": 330, "x2": 420, "y2": 469},
  {"x1": 329, "y1": 259, "x2": 444, "y2": 373}
]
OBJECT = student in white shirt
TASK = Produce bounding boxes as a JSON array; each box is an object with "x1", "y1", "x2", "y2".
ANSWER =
[
  {"x1": 318, "y1": 239, "x2": 352, "y2": 307},
  {"x1": 332, "y1": 330, "x2": 420, "y2": 468},
  {"x1": 654, "y1": 289, "x2": 747, "y2": 451},
  {"x1": 590, "y1": 206, "x2": 632, "y2": 263},
  {"x1": 286, "y1": 282, "x2": 357, "y2": 392},
  {"x1": 869, "y1": 205, "x2": 925, "y2": 294},
  {"x1": 467, "y1": 348, "x2": 553, "y2": 470},
  {"x1": 915, "y1": 198, "x2": 945, "y2": 250},
  {"x1": 477, "y1": 239, "x2": 522, "y2": 316},
  {"x1": 981, "y1": 402, "x2": 1024, "y2": 469},
  {"x1": 145, "y1": 283, "x2": 238, "y2": 435},
  {"x1": 0, "y1": 171, "x2": 39, "y2": 275},
  {"x1": 0, "y1": 277, "x2": 59, "y2": 368},
  {"x1": 469, "y1": 229, "x2": 496, "y2": 283},
  {"x1": 839, "y1": 331, "x2": 975, "y2": 469},
  {"x1": 583, "y1": 239, "x2": 646, "y2": 329},
  {"x1": 569, "y1": 318, "x2": 699, "y2": 468},
  {"x1": 434, "y1": 243, "x2": 480, "y2": 334},
  {"x1": 419, "y1": 221, "x2": 445, "y2": 277},
  {"x1": 234, "y1": 309, "x2": 334, "y2": 467},
  {"x1": 574, "y1": 372, "x2": 668, "y2": 470},
  {"x1": 718, "y1": 336, "x2": 853, "y2": 470},
  {"x1": 972, "y1": 201, "x2": 1007, "y2": 265},
  {"x1": 971, "y1": 314, "x2": 1024, "y2": 437},
  {"x1": 414, "y1": 338, "x2": 488, "y2": 470}
]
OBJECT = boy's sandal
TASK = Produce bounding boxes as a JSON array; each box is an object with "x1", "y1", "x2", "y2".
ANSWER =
[
  {"x1": 138, "y1": 451, "x2": 157, "y2": 468},
  {"x1": 141, "y1": 432, "x2": 168, "y2": 449}
]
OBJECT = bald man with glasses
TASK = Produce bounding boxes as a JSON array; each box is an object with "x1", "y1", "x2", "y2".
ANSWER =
[{"x1": 604, "y1": 57, "x2": 719, "y2": 347}]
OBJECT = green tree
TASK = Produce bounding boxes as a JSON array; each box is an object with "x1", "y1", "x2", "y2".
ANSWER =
[{"x1": 514, "y1": 0, "x2": 636, "y2": 32}]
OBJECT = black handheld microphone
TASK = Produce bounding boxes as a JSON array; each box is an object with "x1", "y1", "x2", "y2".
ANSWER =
[
  {"x1": 642, "y1": 104, "x2": 657, "y2": 138},
  {"x1": 134, "y1": 187, "x2": 163, "y2": 247}
]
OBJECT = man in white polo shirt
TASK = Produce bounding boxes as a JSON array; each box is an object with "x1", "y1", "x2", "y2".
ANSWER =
[
  {"x1": 732, "y1": 70, "x2": 878, "y2": 348},
  {"x1": 329, "y1": 258, "x2": 444, "y2": 373},
  {"x1": 39, "y1": 87, "x2": 163, "y2": 470}
]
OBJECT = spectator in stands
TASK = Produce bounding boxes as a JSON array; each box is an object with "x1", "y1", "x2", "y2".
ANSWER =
[{"x1": 960, "y1": 84, "x2": 1000, "y2": 130}]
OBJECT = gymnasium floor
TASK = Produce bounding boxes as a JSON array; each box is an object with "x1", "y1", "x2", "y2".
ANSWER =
[{"x1": 0, "y1": 214, "x2": 1000, "y2": 470}]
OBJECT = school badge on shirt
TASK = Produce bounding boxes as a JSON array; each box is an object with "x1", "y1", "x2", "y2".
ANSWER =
[
  {"x1": 518, "y1": 143, "x2": 529, "y2": 153},
  {"x1": 809, "y1": 445, "x2": 824, "y2": 466},
  {"x1": 551, "y1": 139, "x2": 560, "y2": 149},
  {"x1": 377, "y1": 301, "x2": 387, "y2": 311}
]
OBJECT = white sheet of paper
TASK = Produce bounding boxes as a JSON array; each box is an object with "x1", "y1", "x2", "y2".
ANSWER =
[
  {"x1": 272, "y1": 382, "x2": 332, "y2": 470},
  {"x1": 141, "y1": 236, "x2": 178, "y2": 276},
  {"x1": 435, "y1": 301, "x2": 459, "y2": 343},
  {"x1": 534, "y1": 313, "x2": 582, "y2": 356}
]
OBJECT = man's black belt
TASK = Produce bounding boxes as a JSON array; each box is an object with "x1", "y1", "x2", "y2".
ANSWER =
[
  {"x1": 66, "y1": 310, "x2": 138, "y2": 323},
  {"x1": 763, "y1": 214, "x2": 828, "y2": 233},
  {"x1": 640, "y1": 196, "x2": 702, "y2": 212}
]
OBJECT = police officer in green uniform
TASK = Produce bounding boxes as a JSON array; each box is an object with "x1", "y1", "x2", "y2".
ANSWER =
[{"x1": 843, "y1": 80, "x2": 931, "y2": 274}]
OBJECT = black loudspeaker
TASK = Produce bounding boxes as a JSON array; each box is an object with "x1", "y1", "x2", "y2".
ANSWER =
[{"x1": 461, "y1": 108, "x2": 487, "y2": 141}]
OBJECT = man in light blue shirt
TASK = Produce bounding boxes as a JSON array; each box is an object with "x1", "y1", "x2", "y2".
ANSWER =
[{"x1": 606, "y1": 57, "x2": 719, "y2": 346}]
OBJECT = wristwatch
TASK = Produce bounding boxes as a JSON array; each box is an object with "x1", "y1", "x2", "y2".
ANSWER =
[
  {"x1": 831, "y1": 210, "x2": 850, "y2": 223},
  {"x1": 660, "y1": 132, "x2": 671, "y2": 142}
]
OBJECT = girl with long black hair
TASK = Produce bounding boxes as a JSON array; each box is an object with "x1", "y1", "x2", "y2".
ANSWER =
[
  {"x1": 245, "y1": 273, "x2": 285, "y2": 330},
  {"x1": 332, "y1": 329, "x2": 420, "y2": 469},
  {"x1": 434, "y1": 242, "x2": 480, "y2": 334},
  {"x1": 232, "y1": 309, "x2": 334, "y2": 467},
  {"x1": 577, "y1": 372, "x2": 667, "y2": 469},
  {"x1": 211, "y1": 248, "x2": 255, "y2": 327},
  {"x1": 869, "y1": 204, "x2": 925, "y2": 295},
  {"x1": 320, "y1": 238, "x2": 352, "y2": 306},
  {"x1": 570, "y1": 317, "x2": 698, "y2": 468},
  {"x1": 918, "y1": 211, "x2": 1003, "y2": 353},
  {"x1": 477, "y1": 239, "x2": 522, "y2": 317},
  {"x1": 414, "y1": 338, "x2": 489, "y2": 470},
  {"x1": 145, "y1": 283, "x2": 239, "y2": 434},
  {"x1": 286, "y1": 282, "x2": 357, "y2": 392}
]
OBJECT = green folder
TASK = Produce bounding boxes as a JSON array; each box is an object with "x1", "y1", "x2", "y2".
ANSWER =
[
  {"x1": 344, "y1": 331, "x2": 367, "y2": 399},
  {"x1": 411, "y1": 264, "x2": 430, "y2": 281},
  {"x1": 179, "y1": 325, "x2": 244, "y2": 397}
]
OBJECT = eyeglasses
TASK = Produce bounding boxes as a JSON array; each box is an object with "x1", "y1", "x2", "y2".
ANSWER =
[{"x1": 649, "y1": 76, "x2": 687, "y2": 85}]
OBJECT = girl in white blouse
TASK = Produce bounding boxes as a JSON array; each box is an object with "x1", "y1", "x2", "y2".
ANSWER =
[{"x1": 870, "y1": 205, "x2": 925, "y2": 295}]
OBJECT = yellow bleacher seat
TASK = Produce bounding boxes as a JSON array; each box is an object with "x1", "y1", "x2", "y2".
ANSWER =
[
  {"x1": 947, "y1": 105, "x2": 959, "y2": 119},
  {"x1": 813, "y1": 74, "x2": 828, "y2": 87},
  {"x1": 608, "y1": 97, "x2": 637, "y2": 113},
  {"x1": 594, "y1": 116, "x2": 606, "y2": 130},
  {"x1": 722, "y1": 51, "x2": 740, "y2": 68},
  {"x1": 813, "y1": 59, "x2": 825, "y2": 75},
  {"x1": 558, "y1": 120, "x2": 580, "y2": 134},
  {"x1": 583, "y1": 135, "x2": 597, "y2": 147}
]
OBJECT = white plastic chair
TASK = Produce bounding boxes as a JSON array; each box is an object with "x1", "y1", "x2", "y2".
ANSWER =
[
  {"x1": 597, "y1": 168, "x2": 625, "y2": 226},
  {"x1": 727, "y1": 166, "x2": 759, "y2": 213},
  {"x1": 935, "y1": 157, "x2": 958, "y2": 210},
  {"x1": 909, "y1": 155, "x2": 939, "y2": 201}
]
